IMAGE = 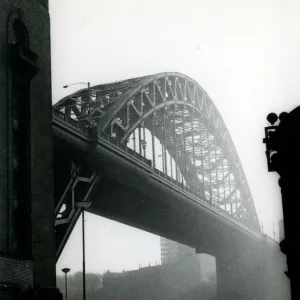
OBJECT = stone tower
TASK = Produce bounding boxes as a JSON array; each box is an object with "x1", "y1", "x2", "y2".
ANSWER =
[{"x1": 0, "y1": 0, "x2": 61, "y2": 298}]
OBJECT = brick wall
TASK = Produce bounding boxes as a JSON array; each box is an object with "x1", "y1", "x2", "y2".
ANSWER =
[{"x1": 0, "y1": 256, "x2": 32, "y2": 287}]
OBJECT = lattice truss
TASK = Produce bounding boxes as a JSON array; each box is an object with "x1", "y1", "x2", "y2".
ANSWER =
[{"x1": 54, "y1": 73, "x2": 260, "y2": 232}]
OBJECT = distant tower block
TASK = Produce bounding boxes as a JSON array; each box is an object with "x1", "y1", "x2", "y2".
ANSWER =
[{"x1": 160, "y1": 237, "x2": 195, "y2": 265}]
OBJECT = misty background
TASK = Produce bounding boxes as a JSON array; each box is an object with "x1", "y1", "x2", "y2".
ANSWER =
[{"x1": 49, "y1": 0, "x2": 300, "y2": 275}]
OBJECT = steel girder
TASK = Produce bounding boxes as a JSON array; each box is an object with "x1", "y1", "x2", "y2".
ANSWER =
[
  {"x1": 54, "y1": 163, "x2": 101, "y2": 258},
  {"x1": 53, "y1": 72, "x2": 260, "y2": 233}
]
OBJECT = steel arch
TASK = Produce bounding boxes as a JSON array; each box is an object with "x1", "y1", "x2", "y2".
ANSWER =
[{"x1": 53, "y1": 72, "x2": 260, "y2": 232}]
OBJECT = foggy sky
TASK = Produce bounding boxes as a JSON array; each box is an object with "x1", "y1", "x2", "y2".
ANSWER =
[{"x1": 50, "y1": 0, "x2": 300, "y2": 274}]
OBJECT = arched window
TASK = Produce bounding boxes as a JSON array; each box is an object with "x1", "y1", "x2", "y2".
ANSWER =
[{"x1": 13, "y1": 18, "x2": 29, "y2": 47}]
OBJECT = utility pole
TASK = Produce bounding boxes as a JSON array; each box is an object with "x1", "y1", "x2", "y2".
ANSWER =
[{"x1": 75, "y1": 201, "x2": 92, "y2": 300}]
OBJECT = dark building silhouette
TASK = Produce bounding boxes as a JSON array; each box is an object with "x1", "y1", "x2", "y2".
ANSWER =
[
  {"x1": 100, "y1": 255, "x2": 216, "y2": 300},
  {"x1": 1, "y1": 1, "x2": 61, "y2": 299}
]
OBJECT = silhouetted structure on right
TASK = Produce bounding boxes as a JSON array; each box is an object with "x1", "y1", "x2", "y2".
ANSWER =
[{"x1": 263, "y1": 105, "x2": 300, "y2": 300}]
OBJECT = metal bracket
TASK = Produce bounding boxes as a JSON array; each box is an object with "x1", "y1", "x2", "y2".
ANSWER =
[{"x1": 55, "y1": 166, "x2": 101, "y2": 226}]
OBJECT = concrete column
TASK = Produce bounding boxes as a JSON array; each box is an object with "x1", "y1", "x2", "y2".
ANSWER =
[
  {"x1": 215, "y1": 235, "x2": 289, "y2": 300},
  {"x1": 216, "y1": 249, "x2": 263, "y2": 300}
]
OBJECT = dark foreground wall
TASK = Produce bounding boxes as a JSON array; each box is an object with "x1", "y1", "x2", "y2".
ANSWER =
[{"x1": 0, "y1": 1, "x2": 61, "y2": 299}]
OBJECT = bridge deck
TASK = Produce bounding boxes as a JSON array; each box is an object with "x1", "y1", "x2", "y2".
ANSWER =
[{"x1": 52, "y1": 108, "x2": 278, "y2": 250}]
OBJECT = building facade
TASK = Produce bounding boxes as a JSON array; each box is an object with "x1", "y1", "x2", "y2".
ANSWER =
[
  {"x1": 160, "y1": 237, "x2": 217, "y2": 282},
  {"x1": 0, "y1": 1, "x2": 61, "y2": 299},
  {"x1": 160, "y1": 237, "x2": 195, "y2": 265}
]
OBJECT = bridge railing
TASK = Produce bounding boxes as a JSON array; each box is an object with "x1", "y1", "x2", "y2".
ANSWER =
[
  {"x1": 52, "y1": 108, "x2": 80, "y2": 129},
  {"x1": 52, "y1": 108, "x2": 254, "y2": 231},
  {"x1": 97, "y1": 131, "x2": 152, "y2": 167}
]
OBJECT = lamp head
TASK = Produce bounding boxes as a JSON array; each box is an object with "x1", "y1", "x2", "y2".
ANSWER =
[
  {"x1": 279, "y1": 112, "x2": 288, "y2": 122},
  {"x1": 266, "y1": 113, "x2": 278, "y2": 125},
  {"x1": 62, "y1": 268, "x2": 71, "y2": 274},
  {"x1": 75, "y1": 201, "x2": 92, "y2": 209}
]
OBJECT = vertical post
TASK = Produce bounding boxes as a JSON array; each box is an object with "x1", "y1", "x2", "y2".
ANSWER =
[
  {"x1": 138, "y1": 126, "x2": 142, "y2": 156},
  {"x1": 222, "y1": 161, "x2": 227, "y2": 213},
  {"x1": 161, "y1": 143, "x2": 165, "y2": 173},
  {"x1": 65, "y1": 272, "x2": 68, "y2": 300},
  {"x1": 173, "y1": 106, "x2": 178, "y2": 181},
  {"x1": 235, "y1": 189, "x2": 238, "y2": 213},
  {"x1": 87, "y1": 82, "x2": 91, "y2": 125},
  {"x1": 143, "y1": 125, "x2": 146, "y2": 158},
  {"x1": 198, "y1": 119, "x2": 205, "y2": 200},
  {"x1": 182, "y1": 106, "x2": 187, "y2": 188},
  {"x1": 152, "y1": 114, "x2": 156, "y2": 168},
  {"x1": 206, "y1": 130, "x2": 212, "y2": 204},
  {"x1": 214, "y1": 145, "x2": 220, "y2": 207},
  {"x1": 65, "y1": 106, "x2": 71, "y2": 119},
  {"x1": 62, "y1": 268, "x2": 70, "y2": 300},
  {"x1": 133, "y1": 130, "x2": 136, "y2": 152},
  {"x1": 228, "y1": 167, "x2": 233, "y2": 217},
  {"x1": 191, "y1": 110, "x2": 196, "y2": 193},
  {"x1": 82, "y1": 209, "x2": 86, "y2": 300},
  {"x1": 170, "y1": 151, "x2": 173, "y2": 180},
  {"x1": 163, "y1": 109, "x2": 167, "y2": 177}
]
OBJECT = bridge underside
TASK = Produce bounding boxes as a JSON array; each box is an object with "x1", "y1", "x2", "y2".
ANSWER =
[
  {"x1": 53, "y1": 123, "x2": 259, "y2": 258},
  {"x1": 88, "y1": 177, "x2": 234, "y2": 255},
  {"x1": 53, "y1": 125, "x2": 289, "y2": 300},
  {"x1": 54, "y1": 73, "x2": 261, "y2": 232}
]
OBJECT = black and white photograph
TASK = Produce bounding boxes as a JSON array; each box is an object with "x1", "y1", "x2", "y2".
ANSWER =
[{"x1": 1, "y1": 0, "x2": 299, "y2": 299}]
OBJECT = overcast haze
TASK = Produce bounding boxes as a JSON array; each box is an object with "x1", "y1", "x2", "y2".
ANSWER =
[{"x1": 50, "y1": 0, "x2": 300, "y2": 274}]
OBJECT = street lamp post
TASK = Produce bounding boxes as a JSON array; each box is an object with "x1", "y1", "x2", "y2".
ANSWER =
[
  {"x1": 61, "y1": 268, "x2": 71, "y2": 300},
  {"x1": 75, "y1": 201, "x2": 92, "y2": 300},
  {"x1": 63, "y1": 81, "x2": 91, "y2": 125}
]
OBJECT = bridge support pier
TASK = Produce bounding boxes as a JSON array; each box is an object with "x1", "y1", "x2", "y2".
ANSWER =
[
  {"x1": 216, "y1": 248, "x2": 264, "y2": 300},
  {"x1": 215, "y1": 235, "x2": 289, "y2": 300}
]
